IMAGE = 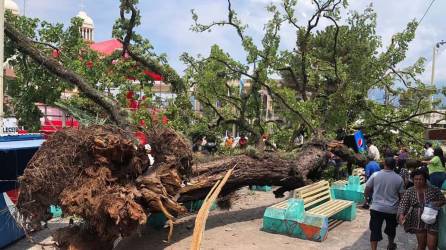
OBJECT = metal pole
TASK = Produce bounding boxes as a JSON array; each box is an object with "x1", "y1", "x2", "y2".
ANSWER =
[
  {"x1": 0, "y1": 0, "x2": 5, "y2": 135},
  {"x1": 431, "y1": 46, "x2": 436, "y2": 85}
]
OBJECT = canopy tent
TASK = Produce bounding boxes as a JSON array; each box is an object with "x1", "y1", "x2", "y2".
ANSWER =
[{"x1": 0, "y1": 135, "x2": 44, "y2": 248}]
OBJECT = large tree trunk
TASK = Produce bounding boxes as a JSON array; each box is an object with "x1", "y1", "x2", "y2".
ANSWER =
[{"x1": 179, "y1": 143, "x2": 327, "y2": 202}]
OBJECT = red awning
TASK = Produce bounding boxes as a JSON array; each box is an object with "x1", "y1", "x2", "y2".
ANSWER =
[
  {"x1": 90, "y1": 39, "x2": 164, "y2": 81},
  {"x1": 144, "y1": 70, "x2": 163, "y2": 81},
  {"x1": 90, "y1": 39, "x2": 123, "y2": 56}
]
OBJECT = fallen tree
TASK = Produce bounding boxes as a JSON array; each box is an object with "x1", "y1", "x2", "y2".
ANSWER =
[{"x1": 17, "y1": 125, "x2": 352, "y2": 249}]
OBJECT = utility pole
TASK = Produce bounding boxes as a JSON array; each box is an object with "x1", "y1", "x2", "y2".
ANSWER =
[
  {"x1": 0, "y1": 0, "x2": 4, "y2": 135},
  {"x1": 429, "y1": 41, "x2": 446, "y2": 127},
  {"x1": 431, "y1": 41, "x2": 446, "y2": 85}
]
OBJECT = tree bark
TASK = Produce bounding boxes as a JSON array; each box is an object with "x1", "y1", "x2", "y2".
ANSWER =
[{"x1": 179, "y1": 143, "x2": 328, "y2": 202}]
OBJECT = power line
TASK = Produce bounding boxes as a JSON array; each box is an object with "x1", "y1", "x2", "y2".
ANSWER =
[{"x1": 419, "y1": 0, "x2": 436, "y2": 25}]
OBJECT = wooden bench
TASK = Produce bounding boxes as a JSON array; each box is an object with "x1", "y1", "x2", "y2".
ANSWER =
[
  {"x1": 293, "y1": 181, "x2": 353, "y2": 217},
  {"x1": 263, "y1": 181, "x2": 356, "y2": 241}
]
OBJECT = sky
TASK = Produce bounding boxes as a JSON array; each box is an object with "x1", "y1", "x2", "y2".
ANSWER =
[{"x1": 12, "y1": 0, "x2": 446, "y2": 87}]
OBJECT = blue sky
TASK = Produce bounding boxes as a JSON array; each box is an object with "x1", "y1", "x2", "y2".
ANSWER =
[{"x1": 12, "y1": 0, "x2": 446, "y2": 86}]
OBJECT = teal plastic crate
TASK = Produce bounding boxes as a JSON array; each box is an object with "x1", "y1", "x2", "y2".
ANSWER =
[
  {"x1": 148, "y1": 213, "x2": 167, "y2": 230},
  {"x1": 253, "y1": 185, "x2": 272, "y2": 192},
  {"x1": 184, "y1": 200, "x2": 217, "y2": 213},
  {"x1": 50, "y1": 205, "x2": 62, "y2": 218}
]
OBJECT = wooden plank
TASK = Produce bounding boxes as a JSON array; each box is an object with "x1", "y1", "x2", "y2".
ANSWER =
[
  {"x1": 316, "y1": 202, "x2": 351, "y2": 217},
  {"x1": 307, "y1": 200, "x2": 337, "y2": 214},
  {"x1": 294, "y1": 181, "x2": 329, "y2": 196},
  {"x1": 190, "y1": 165, "x2": 236, "y2": 250},
  {"x1": 308, "y1": 200, "x2": 344, "y2": 214},
  {"x1": 294, "y1": 181, "x2": 327, "y2": 192},
  {"x1": 303, "y1": 189, "x2": 331, "y2": 205},
  {"x1": 308, "y1": 200, "x2": 351, "y2": 217},
  {"x1": 314, "y1": 202, "x2": 350, "y2": 217},
  {"x1": 299, "y1": 185, "x2": 330, "y2": 198},
  {"x1": 303, "y1": 192, "x2": 331, "y2": 209}
]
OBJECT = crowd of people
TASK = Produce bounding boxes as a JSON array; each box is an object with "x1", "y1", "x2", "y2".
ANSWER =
[
  {"x1": 192, "y1": 134, "x2": 250, "y2": 154},
  {"x1": 192, "y1": 133, "x2": 278, "y2": 154},
  {"x1": 363, "y1": 141, "x2": 446, "y2": 250}
]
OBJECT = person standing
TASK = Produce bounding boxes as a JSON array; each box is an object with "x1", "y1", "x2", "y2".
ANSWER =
[
  {"x1": 364, "y1": 157, "x2": 405, "y2": 250},
  {"x1": 365, "y1": 155, "x2": 382, "y2": 180},
  {"x1": 201, "y1": 136, "x2": 207, "y2": 149},
  {"x1": 367, "y1": 139, "x2": 380, "y2": 161},
  {"x1": 363, "y1": 155, "x2": 382, "y2": 209},
  {"x1": 422, "y1": 147, "x2": 446, "y2": 188},
  {"x1": 396, "y1": 147, "x2": 410, "y2": 188},
  {"x1": 225, "y1": 135, "x2": 234, "y2": 148},
  {"x1": 424, "y1": 142, "x2": 434, "y2": 160},
  {"x1": 398, "y1": 168, "x2": 446, "y2": 250},
  {"x1": 239, "y1": 134, "x2": 248, "y2": 149}
]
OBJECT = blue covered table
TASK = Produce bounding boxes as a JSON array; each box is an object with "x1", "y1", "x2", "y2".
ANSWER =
[{"x1": 0, "y1": 135, "x2": 44, "y2": 248}]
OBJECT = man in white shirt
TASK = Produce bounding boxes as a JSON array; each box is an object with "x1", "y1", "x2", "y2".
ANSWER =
[
  {"x1": 424, "y1": 142, "x2": 434, "y2": 160},
  {"x1": 367, "y1": 139, "x2": 380, "y2": 161}
]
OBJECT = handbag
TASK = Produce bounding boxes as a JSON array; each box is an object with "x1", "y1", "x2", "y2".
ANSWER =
[{"x1": 421, "y1": 203, "x2": 439, "y2": 225}]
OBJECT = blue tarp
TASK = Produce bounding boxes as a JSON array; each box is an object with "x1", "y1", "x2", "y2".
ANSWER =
[
  {"x1": 0, "y1": 138, "x2": 44, "y2": 193},
  {"x1": 0, "y1": 134, "x2": 44, "y2": 248},
  {"x1": 0, "y1": 194, "x2": 25, "y2": 248},
  {"x1": 0, "y1": 139, "x2": 45, "y2": 151},
  {"x1": 0, "y1": 134, "x2": 43, "y2": 142}
]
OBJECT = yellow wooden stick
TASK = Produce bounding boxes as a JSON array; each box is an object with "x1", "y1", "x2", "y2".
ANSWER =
[{"x1": 190, "y1": 164, "x2": 236, "y2": 250}]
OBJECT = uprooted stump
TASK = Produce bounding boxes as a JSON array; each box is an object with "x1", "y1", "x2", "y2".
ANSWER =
[
  {"x1": 17, "y1": 126, "x2": 359, "y2": 249},
  {"x1": 18, "y1": 125, "x2": 191, "y2": 246}
]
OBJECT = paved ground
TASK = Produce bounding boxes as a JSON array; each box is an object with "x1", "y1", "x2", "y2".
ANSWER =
[{"x1": 7, "y1": 188, "x2": 417, "y2": 250}]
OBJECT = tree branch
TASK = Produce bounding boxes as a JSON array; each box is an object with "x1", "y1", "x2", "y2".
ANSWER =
[{"x1": 5, "y1": 21, "x2": 130, "y2": 129}]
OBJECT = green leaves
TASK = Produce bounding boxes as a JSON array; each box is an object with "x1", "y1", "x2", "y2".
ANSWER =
[{"x1": 186, "y1": 0, "x2": 432, "y2": 149}]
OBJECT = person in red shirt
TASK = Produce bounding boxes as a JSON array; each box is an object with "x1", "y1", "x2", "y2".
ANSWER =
[{"x1": 239, "y1": 134, "x2": 248, "y2": 149}]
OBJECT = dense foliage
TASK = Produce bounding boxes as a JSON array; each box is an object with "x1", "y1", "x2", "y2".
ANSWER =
[
  {"x1": 183, "y1": 0, "x2": 439, "y2": 149},
  {"x1": 4, "y1": 0, "x2": 444, "y2": 151}
]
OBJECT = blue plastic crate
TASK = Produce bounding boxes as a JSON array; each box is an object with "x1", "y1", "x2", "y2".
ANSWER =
[{"x1": 50, "y1": 205, "x2": 62, "y2": 218}]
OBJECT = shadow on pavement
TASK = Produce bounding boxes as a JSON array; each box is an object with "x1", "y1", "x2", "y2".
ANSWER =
[{"x1": 116, "y1": 203, "x2": 273, "y2": 250}]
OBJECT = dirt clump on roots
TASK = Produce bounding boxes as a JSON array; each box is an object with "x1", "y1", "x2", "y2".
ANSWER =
[{"x1": 18, "y1": 125, "x2": 192, "y2": 247}]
